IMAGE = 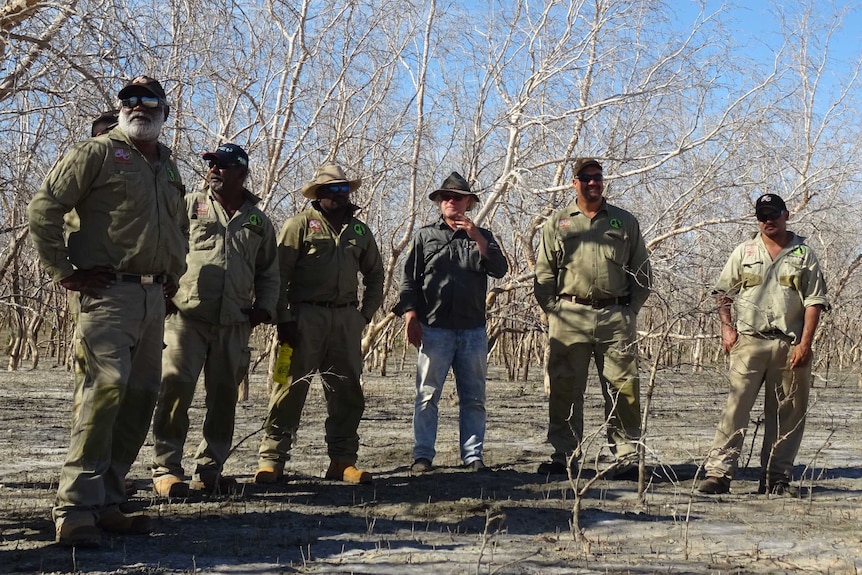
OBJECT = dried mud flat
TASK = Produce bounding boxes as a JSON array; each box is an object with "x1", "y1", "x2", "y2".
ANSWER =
[{"x1": 1, "y1": 360, "x2": 861, "y2": 575}]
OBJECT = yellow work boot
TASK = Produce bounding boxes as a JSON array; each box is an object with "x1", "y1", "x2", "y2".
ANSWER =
[
  {"x1": 253, "y1": 466, "x2": 283, "y2": 484},
  {"x1": 55, "y1": 516, "x2": 101, "y2": 547},
  {"x1": 152, "y1": 475, "x2": 189, "y2": 498},
  {"x1": 97, "y1": 508, "x2": 152, "y2": 535},
  {"x1": 325, "y1": 461, "x2": 372, "y2": 484}
]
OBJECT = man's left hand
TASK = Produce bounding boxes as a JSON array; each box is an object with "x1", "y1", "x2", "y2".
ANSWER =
[
  {"x1": 163, "y1": 280, "x2": 178, "y2": 300},
  {"x1": 244, "y1": 308, "x2": 270, "y2": 328},
  {"x1": 790, "y1": 341, "x2": 813, "y2": 368}
]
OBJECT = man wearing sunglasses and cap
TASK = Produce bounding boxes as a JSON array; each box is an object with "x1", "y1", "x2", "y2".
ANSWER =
[
  {"x1": 699, "y1": 193, "x2": 829, "y2": 496},
  {"x1": 28, "y1": 75, "x2": 188, "y2": 546},
  {"x1": 395, "y1": 172, "x2": 508, "y2": 474},
  {"x1": 256, "y1": 163, "x2": 384, "y2": 485},
  {"x1": 533, "y1": 158, "x2": 652, "y2": 480},
  {"x1": 151, "y1": 143, "x2": 279, "y2": 498}
]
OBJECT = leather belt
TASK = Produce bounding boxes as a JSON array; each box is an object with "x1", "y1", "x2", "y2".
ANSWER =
[
  {"x1": 301, "y1": 300, "x2": 358, "y2": 309},
  {"x1": 115, "y1": 273, "x2": 166, "y2": 285},
  {"x1": 559, "y1": 294, "x2": 630, "y2": 309}
]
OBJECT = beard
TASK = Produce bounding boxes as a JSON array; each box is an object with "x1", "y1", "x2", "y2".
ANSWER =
[{"x1": 118, "y1": 108, "x2": 165, "y2": 142}]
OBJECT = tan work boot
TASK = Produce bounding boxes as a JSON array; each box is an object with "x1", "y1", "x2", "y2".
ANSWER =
[
  {"x1": 55, "y1": 516, "x2": 101, "y2": 547},
  {"x1": 153, "y1": 475, "x2": 190, "y2": 498},
  {"x1": 97, "y1": 508, "x2": 152, "y2": 534},
  {"x1": 253, "y1": 466, "x2": 283, "y2": 484},
  {"x1": 325, "y1": 461, "x2": 372, "y2": 484}
]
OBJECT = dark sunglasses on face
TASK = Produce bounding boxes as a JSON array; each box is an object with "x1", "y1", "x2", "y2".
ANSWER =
[
  {"x1": 756, "y1": 210, "x2": 783, "y2": 222},
  {"x1": 318, "y1": 183, "x2": 351, "y2": 196},
  {"x1": 438, "y1": 193, "x2": 468, "y2": 202},
  {"x1": 576, "y1": 173, "x2": 604, "y2": 183},
  {"x1": 207, "y1": 160, "x2": 239, "y2": 170},
  {"x1": 120, "y1": 95, "x2": 165, "y2": 109}
]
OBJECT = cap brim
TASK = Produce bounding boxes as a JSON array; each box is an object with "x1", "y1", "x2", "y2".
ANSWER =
[
  {"x1": 430, "y1": 189, "x2": 478, "y2": 200},
  {"x1": 118, "y1": 85, "x2": 162, "y2": 99}
]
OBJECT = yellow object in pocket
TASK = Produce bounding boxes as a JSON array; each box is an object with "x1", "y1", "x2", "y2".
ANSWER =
[{"x1": 273, "y1": 343, "x2": 293, "y2": 384}]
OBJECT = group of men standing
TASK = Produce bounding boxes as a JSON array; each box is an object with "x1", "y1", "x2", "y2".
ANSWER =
[{"x1": 27, "y1": 75, "x2": 829, "y2": 548}]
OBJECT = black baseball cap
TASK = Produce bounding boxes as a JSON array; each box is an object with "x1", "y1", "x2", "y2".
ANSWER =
[
  {"x1": 118, "y1": 75, "x2": 167, "y2": 101},
  {"x1": 202, "y1": 143, "x2": 249, "y2": 168},
  {"x1": 755, "y1": 193, "x2": 787, "y2": 215},
  {"x1": 573, "y1": 158, "x2": 602, "y2": 175}
]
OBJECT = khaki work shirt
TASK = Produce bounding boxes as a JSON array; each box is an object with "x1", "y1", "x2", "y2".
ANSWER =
[
  {"x1": 534, "y1": 199, "x2": 652, "y2": 315},
  {"x1": 27, "y1": 127, "x2": 188, "y2": 285},
  {"x1": 173, "y1": 187, "x2": 280, "y2": 325},
  {"x1": 276, "y1": 204, "x2": 384, "y2": 324},
  {"x1": 714, "y1": 231, "x2": 829, "y2": 344}
]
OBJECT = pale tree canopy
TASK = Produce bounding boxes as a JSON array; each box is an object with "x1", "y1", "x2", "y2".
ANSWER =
[{"x1": 2, "y1": 0, "x2": 861, "y2": 371}]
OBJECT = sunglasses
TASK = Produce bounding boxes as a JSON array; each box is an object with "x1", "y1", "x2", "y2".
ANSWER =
[
  {"x1": 438, "y1": 193, "x2": 468, "y2": 202},
  {"x1": 318, "y1": 183, "x2": 351, "y2": 196},
  {"x1": 756, "y1": 210, "x2": 783, "y2": 222},
  {"x1": 120, "y1": 96, "x2": 165, "y2": 109},
  {"x1": 576, "y1": 173, "x2": 604, "y2": 183},
  {"x1": 207, "y1": 160, "x2": 241, "y2": 170}
]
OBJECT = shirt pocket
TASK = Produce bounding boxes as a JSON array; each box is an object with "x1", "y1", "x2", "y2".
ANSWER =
[
  {"x1": 741, "y1": 260, "x2": 764, "y2": 288},
  {"x1": 778, "y1": 259, "x2": 804, "y2": 291},
  {"x1": 191, "y1": 220, "x2": 219, "y2": 250},
  {"x1": 601, "y1": 230, "x2": 628, "y2": 266}
]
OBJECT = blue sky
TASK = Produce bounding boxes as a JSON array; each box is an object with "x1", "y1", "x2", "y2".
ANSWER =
[{"x1": 673, "y1": 0, "x2": 862, "y2": 67}]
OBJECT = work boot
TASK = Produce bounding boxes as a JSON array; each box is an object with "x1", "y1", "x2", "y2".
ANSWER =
[
  {"x1": 698, "y1": 476, "x2": 731, "y2": 494},
  {"x1": 254, "y1": 466, "x2": 283, "y2": 484},
  {"x1": 325, "y1": 461, "x2": 372, "y2": 484},
  {"x1": 97, "y1": 508, "x2": 152, "y2": 535},
  {"x1": 758, "y1": 475, "x2": 798, "y2": 497},
  {"x1": 55, "y1": 516, "x2": 101, "y2": 548},
  {"x1": 537, "y1": 460, "x2": 577, "y2": 476},
  {"x1": 411, "y1": 458, "x2": 433, "y2": 474},
  {"x1": 190, "y1": 471, "x2": 240, "y2": 495},
  {"x1": 466, "y1": 460, "x2": 492, "y2": 473},
  {"x1": 153, "y1": 475, "x2": 190, "y2": 498}
]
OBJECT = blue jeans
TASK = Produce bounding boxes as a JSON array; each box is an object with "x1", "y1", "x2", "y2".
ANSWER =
[{"x1": 413, "y1": 325, "x2": 488, "y2": 464}]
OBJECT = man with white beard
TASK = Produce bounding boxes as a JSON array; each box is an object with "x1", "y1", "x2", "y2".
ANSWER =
[{"x1": 28, "y1": 76, "x2": 189, "y2": 547}]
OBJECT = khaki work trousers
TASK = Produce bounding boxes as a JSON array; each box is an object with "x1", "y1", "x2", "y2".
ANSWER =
[
  {"x1": 546, "y1": 303, "x2": 641, "y2": 464},
  {"x1": 258, "y1": 303, "x2": 367, "y2": 471},
  {"x1": 151, "y1": 313, "x2": 251, "y2": 480},
  {"x1": 54, "y1": 283, "x2": 165, "y2": 524},
  {"x1": 704, "y1": 334, "x2": 811, "y2": 482}
]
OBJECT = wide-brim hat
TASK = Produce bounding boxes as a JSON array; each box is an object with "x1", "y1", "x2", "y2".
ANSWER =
[
  {"x1": 428, "y1": 171, "x2": 479, "y2": 202},
  {"x1": 301, "y1": 163, "x2": 362, "y2": 199}
]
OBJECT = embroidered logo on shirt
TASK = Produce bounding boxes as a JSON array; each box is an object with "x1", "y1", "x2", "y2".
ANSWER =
[
  {"x1": 559, "y1": 218, "x2": 571, "y2": 230},
  {"x1": 309, "y1": 219, "x2": 322, "y2": 232},
  {"x1": 791, "y1": 246, "x2": 807, "y2": 256},
  {"x1": 167, "y1": 167, "x2": 177, "y2": 182},
  {"x1": 248, "y1": 214, "x2": 262, "y2": 226},
  {"x1": 609, "y1": 218, "x2": 622, "y2": 229},
  {"x1": 353, "y1": 223, "x2": 366, "y2": 236},
  {"x1": 744, "y1": 244, "x2": 756, "y2": 256},
  {"x1": 114, "y1": 148, "x2": 132, "y2": 164}
]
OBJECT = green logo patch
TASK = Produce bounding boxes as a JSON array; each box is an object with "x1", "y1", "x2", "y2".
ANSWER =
[
  {"x1": 609, "y1": 218, "x2": 622, "y2": 229},
  {"x1": 249, "y1": 214, "x2": 262, "y2": 226},
  {"x1": 353, "y1": 223, "x2": 366, "y2": 236}
]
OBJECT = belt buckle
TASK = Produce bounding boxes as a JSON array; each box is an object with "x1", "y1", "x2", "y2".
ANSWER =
[
  {"x1": 140, "y1": 274, "x2": 154, "y2": 285},
  {"x1": 590, "y1": 299, "x2": 602, "y2": 309}
]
